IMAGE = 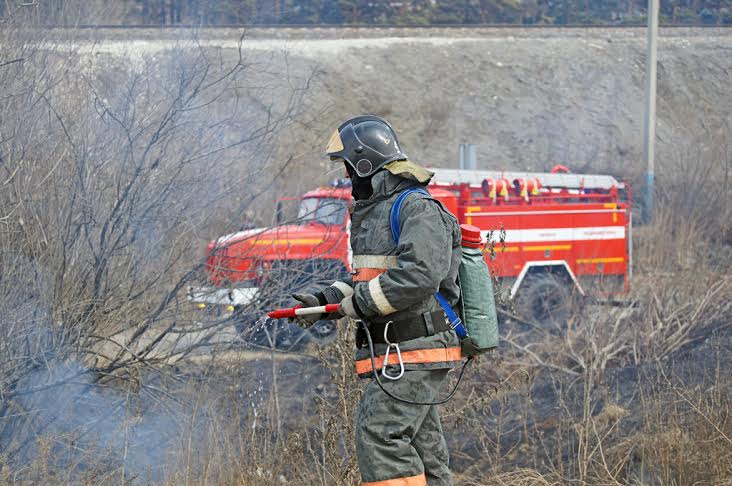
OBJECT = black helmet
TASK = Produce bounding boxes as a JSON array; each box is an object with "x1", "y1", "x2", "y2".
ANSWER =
[{"x1": 325, "y1": 115, "x2": 407, "y2": 178}]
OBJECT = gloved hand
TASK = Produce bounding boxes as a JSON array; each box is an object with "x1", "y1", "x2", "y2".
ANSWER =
[
  {"x1": 460, "y1": 336, "x2": 481, "y2": 359},
  {"x1": 338, "y1": 295, "x2": 360, "y2": 319},
  {"x1": 290, "y1": 293, "x2": 321, "y2": 328}
]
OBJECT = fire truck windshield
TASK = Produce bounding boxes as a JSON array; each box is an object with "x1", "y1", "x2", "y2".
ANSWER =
[{"x1": 297, "y1": 197, "x2": 347, "y2": 226}]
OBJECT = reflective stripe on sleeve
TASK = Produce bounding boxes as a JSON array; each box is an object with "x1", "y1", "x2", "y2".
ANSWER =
[
  {"x1": 330, "y1": 280, "x2": 353, "y2": 297},
  {"x1": 362, "y1": 473, "x2": 427, "y2": 486},
  {"x1": 355, "y1": 347, "x2": 463, "y2": 375},
  {"x1": 353, "y1": 268, "x2": 387, "y2": 282},
  {"x1": 352, "y1": 254, "x2": 397, "y2": 269},
  {"x1": 368, "y1": 276, "x2": 397, "y2": 315}
]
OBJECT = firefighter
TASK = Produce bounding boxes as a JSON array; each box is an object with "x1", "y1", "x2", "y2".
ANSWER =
[{"x1": 292, "y1": 115, "x2": 463, "y2": 486}]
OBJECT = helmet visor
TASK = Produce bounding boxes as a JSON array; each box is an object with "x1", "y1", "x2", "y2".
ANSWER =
[
  {"x1": 328, "y1": 124, "x2": 371, "y2": 176},
  {"x1": 325, "y1": 121, "x2": 402, "y2": 178},
  {"x1": 325, "y1": 129, "x2": 344, "y2": 154}
]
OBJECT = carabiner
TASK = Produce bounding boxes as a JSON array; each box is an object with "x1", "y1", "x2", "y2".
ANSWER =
[
  {"x1": 383, "y1": 320, "x2": 394, "y2": 346},
  {"x1": 381, "y1": 321, "x2": 404, "y2": 380}
]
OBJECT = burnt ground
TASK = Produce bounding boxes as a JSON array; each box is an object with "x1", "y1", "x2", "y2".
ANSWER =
[
  {"x1": 172, "y1": 314, "x2": 731, "y2": 483},
  {"x1": 4, "y1": 306, "x2": 728, "y2": 483},
  {"x1": 447, "y1": 320, "x2": 732, "y2": 477}
]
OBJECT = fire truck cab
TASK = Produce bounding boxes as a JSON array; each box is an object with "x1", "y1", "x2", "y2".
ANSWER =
[
  {"x1": 203, "y1": 186, "x2": 352, "y2": 288},
  {"x1": 193, "y1": 166, "x2": 630, "y2": 333}
]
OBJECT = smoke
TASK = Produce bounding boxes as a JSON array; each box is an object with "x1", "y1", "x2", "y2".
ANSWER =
[
  {"x1": 0, "y1": 254, "x2": 192, "y2": 482},
  {"x1": 9, "y1": 361, "x2": 187, "y2": 480}
]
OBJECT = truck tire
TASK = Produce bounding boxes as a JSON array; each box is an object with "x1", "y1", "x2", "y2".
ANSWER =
[
  {"x1": 234, "y1": 315, "x2": 309, "y2": 351},
  {"x1": 515, "y1": 273, "x2": 576, "y2": 327},
  {"x1": 308, "y1": 318, "x2": 337, "y2": 342}
]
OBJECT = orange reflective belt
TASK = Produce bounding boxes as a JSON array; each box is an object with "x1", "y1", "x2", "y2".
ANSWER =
[
  {"x1": 363, "y1": 472, "x2": 427, "y2": 486},
  {"x1": 355, "y1": 347, "x2": 462, "y2": 375},
  {"x1": 353, "y1": 268, "x2": 387, "y2": 282}
]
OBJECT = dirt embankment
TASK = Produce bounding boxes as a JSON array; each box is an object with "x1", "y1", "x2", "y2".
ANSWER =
[
  {"x1": 66, "y1": 27, "x2": 732, "y2": 192},
  {"x1": 290, "y1": 28, "x2": 730, "y2": 182}
]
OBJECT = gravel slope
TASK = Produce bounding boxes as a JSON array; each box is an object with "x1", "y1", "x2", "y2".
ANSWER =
[{"x1": 66, "y1": 27, "x2": 732, "y2": 188}]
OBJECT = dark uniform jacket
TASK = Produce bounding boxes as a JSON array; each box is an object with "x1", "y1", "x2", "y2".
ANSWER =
[{"x1": 324, "y1": 161, "x2": 464, "y2": 376}]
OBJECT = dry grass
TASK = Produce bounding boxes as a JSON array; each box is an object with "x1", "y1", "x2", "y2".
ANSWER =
[{"x1": 461, "y1": 468, "x2": 562, "y2": 485}]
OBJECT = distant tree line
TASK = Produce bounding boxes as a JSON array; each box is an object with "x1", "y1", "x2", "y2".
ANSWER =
[{"x1": 2, "y1": 0, "x2": 731, "y2": 26}]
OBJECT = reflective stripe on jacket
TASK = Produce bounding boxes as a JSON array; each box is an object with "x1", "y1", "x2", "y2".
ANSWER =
[{"x1": 362, "y1": 472, "x2": 427, "y2": 486}]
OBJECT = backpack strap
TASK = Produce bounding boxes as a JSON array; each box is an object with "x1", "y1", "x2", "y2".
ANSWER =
[
  {"x1": 389, "y1": 187, "x2": 468, "y2": 338},
  {"x1": 390, "y1": 187, "x2": 430, "y2": 242}
]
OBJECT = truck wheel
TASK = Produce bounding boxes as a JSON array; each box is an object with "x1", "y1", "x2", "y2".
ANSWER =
[
  {"x1": 308, "y1": 319, "x2": 337, "y2": 342},
  {"x1": 269, "y1": 322, "x2": 309, "y2": 351},
  {"x1": 515, "y1": 273, "x2": 576, "y2": 327}
]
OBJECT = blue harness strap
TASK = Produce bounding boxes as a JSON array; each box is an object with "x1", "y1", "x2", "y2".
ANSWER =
[
  {"x1": 389, "y1": 187, "x2": 430, "y2": 241},
  {"x1": 390, "y1": 187, "x2": 468, "y2": 338}
]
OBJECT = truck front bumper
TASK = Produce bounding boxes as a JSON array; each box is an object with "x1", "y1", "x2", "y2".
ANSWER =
[{"x1": 187, "y1": 286, "x2": 259, "y2": 308}]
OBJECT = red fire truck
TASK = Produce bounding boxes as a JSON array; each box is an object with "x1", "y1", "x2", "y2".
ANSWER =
[{"x1": 191, "y1": 166, "x2": 631, "y2": 341}]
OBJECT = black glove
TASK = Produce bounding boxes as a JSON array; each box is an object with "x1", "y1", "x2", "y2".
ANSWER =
[
  {"x1": 290, "y1": 293, "x2": 322, "y2": 328},
  {"x1": 460, "y1": 336, "x2": 481, "y2": 359}
]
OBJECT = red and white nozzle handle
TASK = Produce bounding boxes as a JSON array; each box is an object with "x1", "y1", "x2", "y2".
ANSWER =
[{"x1": 267, "y1": 303, "x2": 340, "y2": 319}]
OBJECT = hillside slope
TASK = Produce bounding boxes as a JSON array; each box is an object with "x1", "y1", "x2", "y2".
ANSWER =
[
  {"x1": 289, "y1": 29, "x2": 730, "y2": 183},
  {"x1": 79, "y1": 27, "x2": 731, "y2": 185}
]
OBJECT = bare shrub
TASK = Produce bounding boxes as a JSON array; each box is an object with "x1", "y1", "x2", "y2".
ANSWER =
[
  {"x1": 0, "y1": 16, "x2": 318, "y2": 478},
  {"x1": 637, "y1": 119, "x2": 732, "y2": 273},
  {"x1": 462, "y1": 468, "x2": 561, "y2": 485},
  {"x1": 629, "y1": 274, "x2": 730, "y2": 362}
]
